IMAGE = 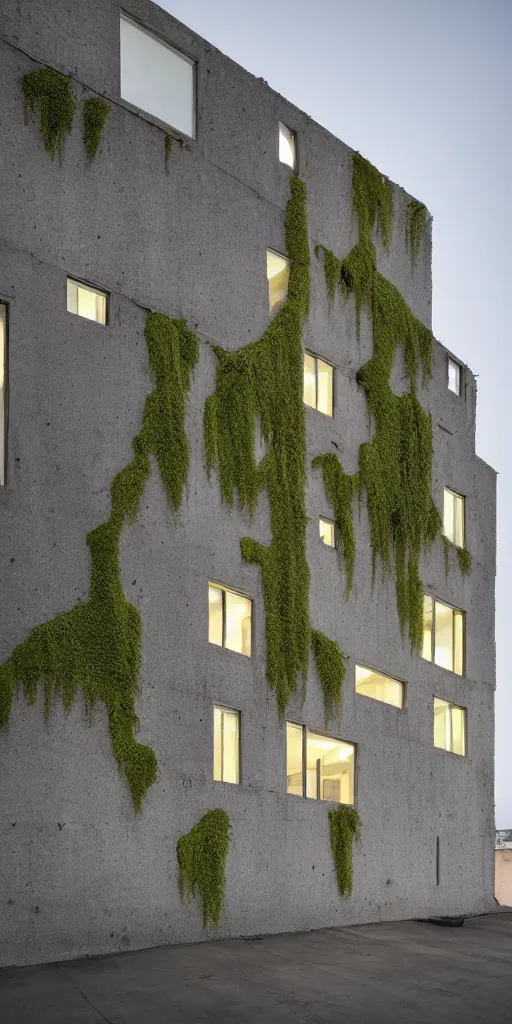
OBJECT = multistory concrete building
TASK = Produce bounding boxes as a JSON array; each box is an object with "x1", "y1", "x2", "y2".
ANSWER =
[{"x1": 0, "y1": 0, "x2": 496, "y2": 967}]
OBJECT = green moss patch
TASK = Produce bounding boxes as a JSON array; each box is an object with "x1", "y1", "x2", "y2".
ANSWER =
[
  {"x1": 311, "y1": 630, "x2": 346, "y2": 723},
  {"x1": 0, "y1": 314, "x2": 198, "y2": 812},
  {"x1": 456, "y1": 546, "x2": 472, "y2": 575},
  {"x1": 312, "y1": 453, "x2": 358, "y2": 598},
  {"x1": 329, "y1": 805, "x2": 361, "y2": 899},
  {"x1": 83, "y1": 97, "x2": 110, "y2": 160},
  {"x1": 22, "y1": 68, "x2": 75, "y2": 160},
  {"x1": 406, "y1": 200, "x2": 428, "y2": 266},
  {"x1": 352, "y1": 152, "x2": 394, "y2": 251},
  {"x1": 177, "y1": 809, "x2": 231, "y2": 928},
  {"x1": 314, "y1": 245, "x2": 341, "y2": 303}
]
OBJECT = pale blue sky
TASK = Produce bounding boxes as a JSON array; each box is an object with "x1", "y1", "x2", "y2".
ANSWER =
[{"x1": 161, "y1": 0, "x2": 511, "y2": 826}]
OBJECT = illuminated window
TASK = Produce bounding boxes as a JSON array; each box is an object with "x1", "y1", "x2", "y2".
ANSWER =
[
  {"x1": 422, "y1": 596, "x2": 464, "y2": 675},
  {"x1": 266, "y1": 250, "x2": 290, "y2": 312},
  {"x1": 319, "y1": 517, "x2": 336, "y2": 548},
  {"x1": 278, "y1": 122, "x2": 296, "y2": 169},
  {"x1": 208, "y1": 583, "x2": 252, "y2": 657},
  {"x1": 443, "y1": 488, "x2": 465, "y2": 547},
  {"x1": 67, "y1": 278, "x2": 107, "y2": 324},
  {"x1": 433, "y1": 697, "x2": 466, "y2": 756},
  {"x1": 448, "y1": 357, "x2": 461, "y2": 395},
  {"x1": 0, "y1": 304, "x2": 7, "y2": 486},
  {"x1": 120, "y1": 13, "x2": 196, "y2": 138},
  {"x1": 214, "y1": 706, "x2": 240, "y2": 783},
  {"x1": 286, "y1": 723, "x2": 355, "y2": 804},
  {"x1": 303, "y1": 352, "x2": 333, "y2": 416},
  {"x1": 355, "y1": 665, "x2": 404, "y2": 708}
]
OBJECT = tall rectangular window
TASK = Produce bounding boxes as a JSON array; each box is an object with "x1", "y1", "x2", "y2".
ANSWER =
[
  {"x1": 266, "y1": 250, "x2": 290, "y2": 312},
  {"x1": 433, "y1": 697, "x2": 466, "y2": 755},
  {"x1": 278, "y1": 122, "x2": 296, "y2": 169},
  {"x1": 0, "y1": 303, "x2": 7, "y2": 486},
  {"x1": 448, "y1": 356, "x2": 461, "y2": 395},
  {"x1": 67, "y1": 278, "x2": 107, "y2": 324},
  {"x1": 214, "y1": 706, "x2": 240, "y2": 783},
  {"x1": 208, "y1": 583, "x2": 252, "y2": 657},
  {"x1": 120, "y1": 13, "x2": 196, "y2": 138},
  {"x1": 422, "y1": 596, "x2": 464, "y2": 675},
  {"x1": 443, "y1": 488, "x2": 465, "y2": 547},
  {"x1": 303, "y1": 352, "x2": 333, "y2": 416},
  {"x1": 355, "y1": 665, "x2": 404, "y2": 708},
  {"x1": 319, "y1": 517, "x2": 336, "y2": 548},
  {"x1": 286, "y1": 723, "x2": 355, "y2": 804}
]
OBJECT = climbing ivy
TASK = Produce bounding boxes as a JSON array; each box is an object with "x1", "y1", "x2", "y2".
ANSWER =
[
  {"x1": 0, "y1": 314, "x2": 198, "y2": 812},
  {"x1": 328, "y1": 805, "x2": 361, "y2": 899},
  {"x1": 352, "y1": 152, "x2": 394, "y2": 251},
  {"x1": 165, "y1": 134, "x2": 173, "y2": 172},
  {"x1": 83, "y1": 97, "x2": 110, "y2": 160},
  {"x1": 311, "y1": 630, "x2": 346, "y2": 723},
  {"x1": 314, "y1": 245, "x2": 341, "y2": 304},
  {"x1": 312, "y1": 453, "x2": 358, "y2": 598},
  {"x1": 456, "y1": 546, "x2": 472, "y2": 575},
  {"x1": 406, "y1": 200, "x2": 428, "y2": 267},
  {"x1": 177, "y1": 809, "x2": 230, "y2": 928},
  {"x1": 22, "y1": 68, "x2": 75, "y2": 160}
]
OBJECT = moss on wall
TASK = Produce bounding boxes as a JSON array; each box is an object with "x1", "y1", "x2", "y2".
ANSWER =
[
  {"x1": 456, "y1": 546, "x2": 472, "y2": 575},
  {"x1": 311, "y1": 453, "x2": 358, "y2": 598},
  {"x1": 406, "y1": 200, "x2": 428, "y2": 267},
  {"x1": 352, "y1": 152, "x2": 394, "y2": 251},
  {"x1": 311, "y1": 630, "x2": 346, "y2": 723},
  {"x1": 83, "y1": 97, "x2": 110, "y2": 160},
  {"x1": 328, "y1": 805, "x2": 361, "y2": 899},
  {"x1": 177, "y1": 809, "x2": 230, "y2": 928},
  {"x1": 0, "y1": 314, "x2": 198, "y2": 812},
  {"x1": 314, "y1": 245, "x2": 341, "y2": 304},
  {"x1": 22, "y1": 68, "x2": 75, "y2": 160}
]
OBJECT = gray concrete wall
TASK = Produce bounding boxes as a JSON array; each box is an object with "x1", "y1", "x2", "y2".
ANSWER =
[{"x1": 0, "y1": 0, "x2": 496, "y2": 967}]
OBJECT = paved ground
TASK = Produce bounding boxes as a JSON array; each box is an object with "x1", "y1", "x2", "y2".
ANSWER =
[{"x1": 1, "y1": 912, "x2": 511, "y2": 1023}]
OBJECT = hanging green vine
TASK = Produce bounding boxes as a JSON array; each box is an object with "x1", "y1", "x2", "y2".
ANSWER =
[
  {"x1": 352, "y1": 152, "x2": 394, "y2": 251},
  {"x1": 177, "y1": 809, "x2": 230, "y2": 928},
  {"x1": 0, "y1": 314, "x2": 198, "y2": 811},
  {"x1": 165, "y1": 134, "x2": 173, "y2": 173},
  {"x1": 312, "y1": 453, "x2": 358, "y2": 597},
  {"x1": 22, "y1": 68, "x2": 75, "y2": 160},
  {"x1": 406, "y1": 200, "x2": 428, "y2": 267},
  {"x1": 314, "y1": 245, "x2": 341, "y2": 303},
  {"x1": 329, "y1": 805, "x2": 361, "y2": 899},
  {"x1": 83, "y1": 97, "x2": 110, "y2": 160},
  {"x1": 311, "y1": 630, "x2": 346, "y2": 723},
  {"x1": 456, "y1": 546, "x2": 472, "y2": 575},
  {"x1": 442, "y1": 535, "x2": 451, "y2": 579}
]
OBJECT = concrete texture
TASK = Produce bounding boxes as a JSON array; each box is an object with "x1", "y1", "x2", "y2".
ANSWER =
[
  {"x1": 0, "y1": 0, "x2": 496, "y2": 967},
  {"x1": 1, "y1": 912, "x2": 512, "y2": 1023}
]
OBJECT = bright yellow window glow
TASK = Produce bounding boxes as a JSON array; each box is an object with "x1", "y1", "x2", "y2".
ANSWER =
[
  {"x1": 208, "y1": 583, "x2": 252, "y2": 657},
  {"x1": 317, "y1": 359, "x2": 333, "y2": 416},
  {"x1": 435, "y1": 601, "x2": 454, "y2": 671},
  {"x1": 443, "y1": 488, "x2": 465, "y2": 547},
  {"x1": 306, "y1": 731, "x2": 354, "y2": 804},
  {"x1": 67, "y1": 278, "x2": 107, "y2": 324},
  {"x1": 0, "y1": 304, "x2": 6, "y2": 487},
  {"x1": 278, "y1": 122, "x2": 296, "y2": 169},
  {"x1": 433, "y1": 697, "x2": 466, "y2": 755},
  {"x1": 422, "y1": 596, "x2": 433, "y2": 662},
  {"x1": 286, "y1": 723, "x2": 304, "y2": 795},
  {"x1": 453, "y1": 611, "x2": 464, "y2": 676},
  {"x1": 355, "y1": 665, "x2": 404, "y2": 708},
  {"x1": 266, "y1": 250, "x2": 289, "y2": 312},
  {"x1": 303, "y1": 352, "x2": 316, "y2": 408},
  {"x1": 208, "y1": 585, "x2": 223, "y2": 646},
  {"x1": 422, "y1": 596, "x2": 464, "y2": 675},
  {"x1": 319, "y1": 518, "x2": 336, "y2": 548},
  {"x1": 214, "y1": 706, "x2": 240, "y2": 783}
]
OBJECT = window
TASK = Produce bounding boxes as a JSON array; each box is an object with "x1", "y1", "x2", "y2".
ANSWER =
[
  {"x1": 448, "y1": 357, "x2": 461, "y2": 395},
  {"x1": 286, "y1": 724, "x2": 355, "y2": 804},
  {"x1": 319, "y1": 517, "x2": 336, "y2": 548},
  {"x1": 67, "y1": 278, "x2": 107, "y2": 324},
  {"x1": 422, "y1": 596, "x2": 464, "y2": 675},
  {"x1": 278, "y1": 122, "x2": 296, "y2": 170},
  {"x1": 355, "y1": 665, "x2": 404, "y2": 708},
  {"x1": 443, "y1": 488, "x2": 465, "y2": 547},
  {"x1": 266, "y1": 250, "x2": 289, "y2": 312},
  {"x1": 214, "y1": 706, "x2": 240, "y2": 783},
  {"x1": 433, "y1": 697, "x2": 466, "y2": 756},
  {"x1": 208, "y1": 583, "x2": 252, "y2": 657},
  {"x1": 0, "y1": 303, "x2": 7, "y2": 486},
  {"x1": 120, "y1": 13, "x2": 196, "y2": 138},
  {"x1": 303, "y1": 352, "x2": 333, "y2": 416}
]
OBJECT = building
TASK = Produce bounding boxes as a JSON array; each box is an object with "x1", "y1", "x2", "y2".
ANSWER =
[
  {"x1": 496, "y1": 831, "x2": 512, "y2": 906},
  {"x1": 0, "y1": 0, "x2": 497, "y2": 968}
]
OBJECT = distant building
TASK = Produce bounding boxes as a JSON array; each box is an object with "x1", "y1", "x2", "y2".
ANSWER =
[{"x1": 496, "y1": 831, "x2": 512, "y2": 905}]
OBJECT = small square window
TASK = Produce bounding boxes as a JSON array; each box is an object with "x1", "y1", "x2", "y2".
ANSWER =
[
  {"x1": 214, "y1": 706, "x2": 240, "y2": 783},
  {"x1": 319, "y1": 517, "x2": 336, "y2": 548},
  {"x1": 448, "y1": 357, "x2": 461, "y2": 395},
  {"x1": 286, "y1": 723, "x2": 355, "y2": 804},
  {"x1": 0, "y1": 303, "x2": 7, "y2": 486},
  {"x1": 355, "y1": 665, "x2": 404, "y2": 708},
  {"x1": 422, "y1": 595, "x2": 464, "y2": 675},
  {"x1": 266, "y1": 250, "x2": 290, "y2": 312},
  {"x1": 278, "y1": 122, "x2": 296, "y2": 170},
  {"x1": 67, "y1": 278, "x2": 107, "y2": 324},
  {"x1": 443, "y1": 488, "x2": 465, "y2": 547},
  {"x1": 208, "y1": 583, "x2": 252, "y2": 657},
  {"x1": 433, "y1": 697, "x2": 466, "y2": 756},
  {"x1": 120, "y1": 13, "x2": 196, "y2": 138},
  {"x1": 303, "y1": 352, "x2": 333, "y2": 416}
]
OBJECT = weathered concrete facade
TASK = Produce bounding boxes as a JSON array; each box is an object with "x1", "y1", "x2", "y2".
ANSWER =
[{"x1": 0, "y1": 0, "x2": 496, "y2": 968}]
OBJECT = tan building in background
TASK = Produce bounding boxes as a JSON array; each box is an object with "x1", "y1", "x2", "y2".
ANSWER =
[{"x1": 495, "y1": 830, "x2": 512, "y2": 906}]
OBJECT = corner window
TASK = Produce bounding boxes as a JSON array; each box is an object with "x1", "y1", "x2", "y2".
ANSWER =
[
  {"x1": 433, "y1": 697, "x2": 466, "y2": 756},
  {"x1": 286, "y1": 723, "x2": 355, "y2": 804},
  {"x1": 448, "y1": 356, "x2": 461, "y2": 395},
  {"x1": 278, "y1": 122, "x2": 296, "y2": 170},
  {"x1": 120, "y1": 13, "x2": 196, "y2": 138},
  {"x1": 214, "y1": 706, "x2": 240, "y2": 783},
  {"x1": 355, "y1": 665, "x2": 404, "y2": 709},
  {"x1": 303, "y1": 352, "x2": 333, "y2": 416},
  {"x1": 67, "y1": 278, "x2": 107, "y2": 324},
  {"x1": 422, "y1": 596, "x2": 464, "y2": 675},
  {"x1": 0, "y1": 303, "x2": 7, "y2": 486},
  {"x1": 443, "y1": 488, "x2": 465, "y2": 547},
  {"x1": 266, "y1": 249, "x2": 289, "y2": 312},
  {"x1": 208, "y1": 583, "x2": 252, "y2": 657},
  {"x1": 319, "y1": 517, "x2": 336, "y2": 548}
]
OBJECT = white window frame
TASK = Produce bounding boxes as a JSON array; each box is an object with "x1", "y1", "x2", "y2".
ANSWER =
[
  {"x1": 208, "y1": 581, "x2": 253, "y2": 656},
  {"x1": 120, "y1": 12, "x2": 196, "y2": 139},
  {"x1": 213, "y1": 704, "x2": 241, "y2": 784},
  {"x1": 355, "y1": 664, "x2": 405, "y2": 709},
  {"x1": 66, "y1": 277, "x2": 109, "y2": 325},
  {"x1": 303, "y1": 351, "x2": 334, "y2": 416},
  {"x1": 433, "y1": 697, "x2": 467, "y2": 756},
  {"x1": 285, "y1": 723, "x2": 356, "y2": 805},
  {"x1": 443, "y1": 487, "x2": 465, "y2": 547},
  {"x1": 278, "y1": 122, "x2": 297, "y2": 170},
  {"x1": 422, "y1": 595, "x2": 465, "y2": 676},
  {"x1": 447, "y1": 356, "x2": 462, "y2": 396},
  {"x1": 319, "y1": 516, "x2": 337, "y2": 548}
]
